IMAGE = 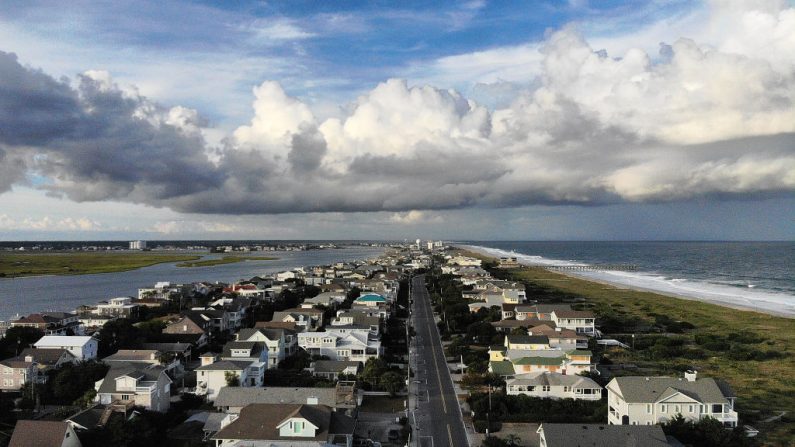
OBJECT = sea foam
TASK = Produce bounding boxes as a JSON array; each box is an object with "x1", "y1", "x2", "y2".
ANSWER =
[{"x1": 461, "y1": 244, "x2": 795, "y2": 318}]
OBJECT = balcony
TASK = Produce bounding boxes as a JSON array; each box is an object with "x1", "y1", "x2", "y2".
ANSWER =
[
  {"x1": 711, "y1": 409, "x2": 739, "y2": 423},
  {"x1": 135, "y1": 383, "x2": 156, "y2": 393}
]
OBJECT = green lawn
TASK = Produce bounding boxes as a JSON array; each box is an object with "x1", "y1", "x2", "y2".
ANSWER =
[
  {"x1": 460, "y1": 250, "x2": 795, "y2": 445},
  {"x1": 0, "y1": 252, "x2": 201, "y2": 277},
  {"x1": 176, "y1": 255, "x2": 278, "y2": 268}
]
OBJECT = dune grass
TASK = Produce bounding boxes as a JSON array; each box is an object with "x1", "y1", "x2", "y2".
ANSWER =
[
  {"x1": 0, "y1": 252, "x2": 201, "y2": 277},
  {"x1": 460, "y1": 249, "x2": 795, "y2": 444}
]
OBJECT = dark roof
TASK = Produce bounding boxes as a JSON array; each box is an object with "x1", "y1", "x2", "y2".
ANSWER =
[
  {"x1": 215, "y1": 387, "x2": 347, "y2": 409},
  {"x1": 553, "y1": 309, "x2": 595, "y2": 318},
  {"x1": 67, "y1": 405, "x2": 105, "y2": 430},
  {"x1": 492, "y1": 318, "x2": 553, "y2": 328},
  {"x1": 17, "y1": 348, "x2": 75, "y2": 366},
  {"x1": 9, "y1": 420, "x2": 71, "y2": 447},
  {"x1": 237, "y1": 328, "x2": 285, "y2": 342},
  {"x1": 540, "y1": 423, "x2": 670, "y2": 447},
  {"x1": 97, "y1": 363, "x2": 168, "y2": 395},
  {"x1": 142, "y1": 342, "x2": 192, "y2": 354},
  {"x1": 311, "y1": 360, "x2": 362, "y2": 373},
  {"x1": 213, "y1": 404, "x2": 354, "y2": 442},
  {"x1": 254, "y1": 321, "x2": 299, "y2": 331},
  {"x1": 196, "y1": 360, "x2": 253, "y2": 371},
  {"x1": 222, "y1": 341, "x2": 265, "y2": 358}
]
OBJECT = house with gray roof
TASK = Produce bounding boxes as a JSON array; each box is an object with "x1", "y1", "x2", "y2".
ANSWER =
[
  {"x1": 94, "y1": 362, "x2": 172, "y2": 412},
  {"x1": 538, "y1": 423, "x2": 673, "y2": 447},
  {"x1": 236, "y1": 328, "x2": 296, "y2": 369},
  {"x1": 606, "y1": 371, "x2": 738, "y2": 428},
  {"x1": 507, "y1": 371, "x2": 602, "y2": 400},
  {"x1": 307, "y1": 360, "x2": 362, "y2": 381},
  {"x1": 195, "y1": 354, "x2": 265, "y2": 401},
  {"x1": 212, "y1": 403, "x2": 355, "y2": 447},
  {"x1": 215, "y1": 384, "x2": 356, "y2": 414},
  {"x1": 9, "y1": 420, "x2": 82, "y2": 447}
]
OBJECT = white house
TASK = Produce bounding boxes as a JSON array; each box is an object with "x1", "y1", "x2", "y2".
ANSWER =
[
  {"x1": 34, "y1": 336, "x2": 98, "y2": 360},
  {"x1": 506, "y1": 371, "x2": 602, "y2": 400},
  {"x1": 551, "y1": 309, "x2": 596, "y2": 336},
  {"x1": 212, "y1": 403, "x2": 355, "y2": 446},
  {"x1": 298, "y1": 327, "x2": 380, "y2": 363},
  {"x1": 94, "y1": 297, "x2": 139, "y2": 318},
  {"x1": 236, "y1": 328, "x2": 295, "y2": 369},
  {"x1": 195, "y1": 354, "x2": 265, "y2": 401},
  {"x1": 94, "y1": 363, "x2": 172, "y2": 412},
  {"x1": 606, "y1": 371, "x2": 738, "y2": 428}
]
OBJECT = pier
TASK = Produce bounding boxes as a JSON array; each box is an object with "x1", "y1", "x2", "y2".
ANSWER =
[{"x1": 546, "y1": 264, "x2": 638, "y2": 272}]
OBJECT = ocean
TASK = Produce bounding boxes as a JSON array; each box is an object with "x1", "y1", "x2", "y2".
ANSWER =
[{"x1": 462, "y1": 241, "x2": 795, "y2": 317}]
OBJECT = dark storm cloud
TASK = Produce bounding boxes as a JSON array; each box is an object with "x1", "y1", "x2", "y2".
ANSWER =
[
  {"x1": 1, "y1": 18, "x2": 794, "y2": 217},
  {"x1": 288, "y1": 127, "x2": 327, "y2": 173},
  {"x1": 0, "y1": 51, "x2": 80, "y2": 146}
]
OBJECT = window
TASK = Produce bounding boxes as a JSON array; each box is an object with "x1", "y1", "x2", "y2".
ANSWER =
[
  {"x1": 660, "y1": 405, "x2": 667, "y2": 413},
  {"x1": 647, "y1": 404, "x2": 652, "y2": 414},
  {"x1": 542, "y1": 386, "x2": 550, "y2": 392},
  {"x1": 121, "y1": 394, "x2": 131, "y2": 401},
  {"x1": 675, "y1": 405, "x2": 680, "y2": 413},
  {"x1": 689, "y1": 405, "x2": 694, "y2": 413}
]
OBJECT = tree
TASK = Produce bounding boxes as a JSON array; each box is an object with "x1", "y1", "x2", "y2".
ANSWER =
[
  {"x1": 48, "y1": 361, "x2": 109, "y2": 404},
  {"x1": 0, "y1": 327, "x2": 44, "y2": 357},
  {"x1": 224, "y1": 371, "x2": 240, "y2": 387},
  {"x1": 381, "y1": 372, "x2": 405, "y2": 396},
  {"x1": 662, "y1": 415, "x2": 754, "y2": 447},
  {"x1": 98, "y1": 319, "x2": 142, "y2": 357}
]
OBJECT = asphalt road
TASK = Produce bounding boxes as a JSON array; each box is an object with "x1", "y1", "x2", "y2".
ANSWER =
[{"x1": 410, "y1": 275, "x2": 469, "y2": 447}]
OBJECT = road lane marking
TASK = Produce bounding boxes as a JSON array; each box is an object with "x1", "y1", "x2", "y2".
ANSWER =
[{"x1": 447, "y1": 424, "x2": 454, "y2": 447}]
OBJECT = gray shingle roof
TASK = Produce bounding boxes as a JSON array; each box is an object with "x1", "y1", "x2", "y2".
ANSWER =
[
  {"x1": 310, "y1": 360, "x2": 361, "y2": 374},
  {"x1": 215, "y1": 387, "x2": 337, "y2": 409},
  {"x1": 610, "y1": 376, "x2": 730, "y2": 404},
  {"x1": 540, "y1": 423, "x2": 670, "y2": 447},
  {"x1": 96, "y1": 362, "x2": 167, "y2": 395},
  {"x1": 509, "y1": 371, "x2": 602, "y2": 389},
  {"x1": 213, "y1": 404, "x2": 353, "y2": 442},
  {"x1": 195, "y1": 360, "x2": 253, "y2": 371}
]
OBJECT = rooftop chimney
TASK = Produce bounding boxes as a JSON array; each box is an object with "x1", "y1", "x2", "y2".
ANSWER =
[
  {"x1": 200, "y1": 353, "x2": 217, "y2": 366},
  {"x1": 685, "y1": 370, "x2": 698, "y2": 382}
]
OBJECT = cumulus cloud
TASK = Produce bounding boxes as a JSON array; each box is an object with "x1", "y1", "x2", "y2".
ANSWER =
[
  {"x1": 0, "y1": 1, "x2": 793, "y2": 215},
  {"x1": 390, "y1": 210, "x2": 444, "y2": 224},
  {"x1": 0, "y1": 214, "x2": 101, "y2": 231}
]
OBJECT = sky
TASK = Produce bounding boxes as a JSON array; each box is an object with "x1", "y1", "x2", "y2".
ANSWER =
[{"x1": 0, "y1": 0, "x2": 793, "y2": 241}]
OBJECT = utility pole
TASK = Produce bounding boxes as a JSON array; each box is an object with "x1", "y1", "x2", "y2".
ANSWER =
[{"x1": 486, "y1": 384, "x2": 491, "y2": 437}]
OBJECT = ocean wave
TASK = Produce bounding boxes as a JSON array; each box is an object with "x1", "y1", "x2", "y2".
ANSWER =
[{"x1": 461, "y1": 244, "x2": 795, "y2": 318}]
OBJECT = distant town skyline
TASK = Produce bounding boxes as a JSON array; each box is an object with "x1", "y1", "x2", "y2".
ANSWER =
[{"x1": 0, "y1": 1, "x2": 793, "y2": 240}]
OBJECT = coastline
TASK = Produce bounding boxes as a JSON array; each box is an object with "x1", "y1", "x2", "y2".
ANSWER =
[{"x1": 459, "y1": 244, "x2": 795, "y2": 319}]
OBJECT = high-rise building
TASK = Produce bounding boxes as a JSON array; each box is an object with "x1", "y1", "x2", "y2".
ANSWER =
[{"x1": 129, "y1": 240, "x2": 147, "y2": 250}]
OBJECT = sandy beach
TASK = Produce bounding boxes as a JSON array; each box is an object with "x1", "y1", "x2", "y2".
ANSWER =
[{"x1": 460, "y1": 244, "x2": 795, "y2": 319}]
